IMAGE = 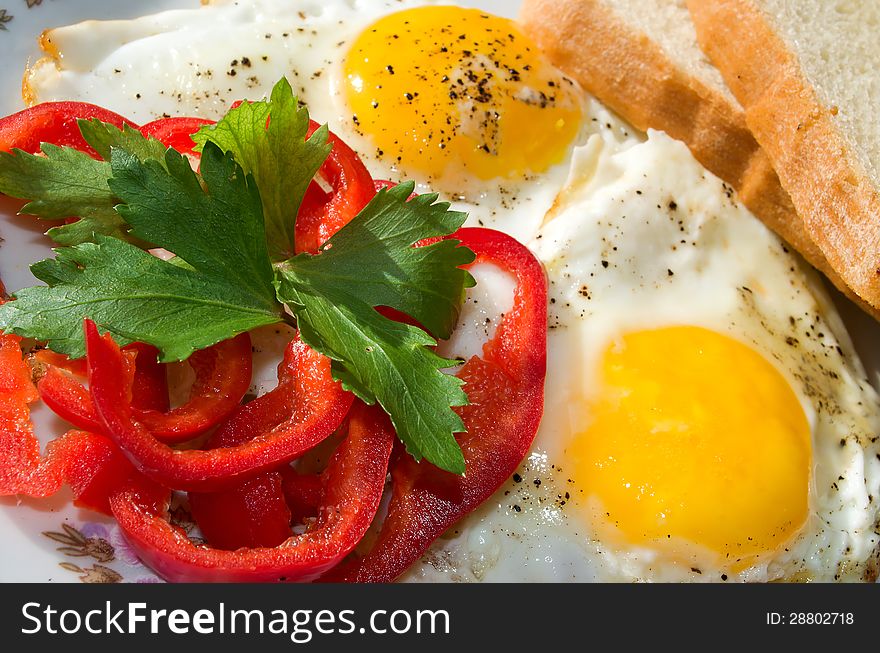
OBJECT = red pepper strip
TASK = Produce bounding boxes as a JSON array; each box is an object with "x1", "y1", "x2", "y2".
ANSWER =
[
  {"x1": 110, "y1": 401, "x2": 394, "y2": 582},
  {"x1": 324, "y1": 227, "x2": 547, "y2": 582},
  {"x1": 33, "y1": 349, "x2": 88, "y2": 377},
  {"x1": 189, "y1": 460, "x2": 322, "y2": 550},
  {"x1": 294, "y1": 120, "x2": 376, "y2": 255},
  {"x1": 188, "y1": 340, "x2": 308, "y2": 551},
  {"x1": 86, "y1": 320, "x2": 353, "y2": 491},
  {"x1": 0, "y1": 331, "x2": 157, "y2": 516},
  {"x1": 133, "y1": 333, "x2": 252, "y2": 442},
  {"x1": 0, "y1": 101, "x2": 137, "y2": 157},
  {"x1": 125, "y1": 343, "x2": 170, "y2": 413},
  {"x1": 372, "y1": 179, "x2": 396, "y2": 192},
  {"x1": 139, "y1": 117, "x2": 214, "y2": 155},
  {"x1": 35, "y1": 344, "x2": 160, "y2": 433},
  {"x1": 280, "y1": 467, "x2": 323, "y2": 524},
  {"x1": 37, "y1": 365, "x2": 105, "y2": 433},
  {"x1": 35, "y1": 335, "x2": 251, "y2": 444},
  {"x1": 188, "y1": 338, "x2": 330, "y2": 550},
  {"x1": 189, "y1": 471, "x2": 293, "y2": 550}
]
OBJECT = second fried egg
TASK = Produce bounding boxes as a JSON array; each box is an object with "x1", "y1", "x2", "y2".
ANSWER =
[{"x1": 421, "y1": 123, "x2": 880, "y2": 583}]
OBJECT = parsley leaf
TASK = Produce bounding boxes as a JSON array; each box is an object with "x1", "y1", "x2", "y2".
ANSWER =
[
  {"x1": 0, "y1": 119, "x2": 170, "y2": 245},
  {"x1": 78, "y1": 119, "x2": 169, "y2": 164},
  {"x1": 0, "y1": 142, "x2": 282, "y2": 360},
  {"x1": 276, "y1": 182, "x2": 475, "y2": 473},
  {"x1": 193, "y1": 77, "x2": 331, "y2": 259},
  {"x1": 0, "y1": 144, "x2": 126, "y2": 244},
  {"x1": 108, "y1": 143, "x2": 278, "y2": 308}
]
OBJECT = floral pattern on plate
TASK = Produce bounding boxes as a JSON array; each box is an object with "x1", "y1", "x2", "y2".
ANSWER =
[
  {"x1": 0, "y1": 1, "x2": 54, "y2": 33},
  {"x1": 33, "y1": 493, "x2": 208, "y2": 583}
]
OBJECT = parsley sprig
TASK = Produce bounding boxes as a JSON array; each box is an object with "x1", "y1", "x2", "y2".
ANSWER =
[{"x1": 0, "y1": 78, "x2": 475, "y2": 473}]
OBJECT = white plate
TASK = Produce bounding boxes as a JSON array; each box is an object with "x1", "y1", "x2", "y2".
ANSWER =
[{"x1": 1, "y1": 0, "x2": 878, "y2": 583}]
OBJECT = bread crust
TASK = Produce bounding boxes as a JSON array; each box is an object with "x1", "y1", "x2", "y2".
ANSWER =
[
  {"x1": 519, "y1": 0, "x2": 878, "y2": 316},
  {"x1": 688, "y1": 0, "x2": 880, "y2": 311}
]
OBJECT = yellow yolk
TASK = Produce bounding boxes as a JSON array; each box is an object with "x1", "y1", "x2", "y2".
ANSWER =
[
  {"x1": 572, "y1": 326, "x2": 811, "y2": 568},
  {"x1": 342, "y1": 6, "x2": 583, "y2": 185}
]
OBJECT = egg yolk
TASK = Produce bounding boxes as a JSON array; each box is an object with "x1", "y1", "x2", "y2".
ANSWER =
[
  {"x1": 342, "y1": 6, "x2": 583, "y2": 184},
  {"x1": 571, "y1": 326, "x2": 811, "y2": 568}
]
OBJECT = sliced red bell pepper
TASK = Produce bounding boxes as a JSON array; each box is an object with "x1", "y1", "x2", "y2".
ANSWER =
[
  {"x1": 35, "y1": 345, "x2": 141, "y2": 434},
  {"x1": 372, "y1": 179, "x2": 397, "y2": 193},
  {"x1": 187, "y1": 337, "x2": 343, "y2": 550},
  {"x1": 279, "y1": 467, "x2": 323, "y2": 524},
  {"x1": 0, "y1": 101, "x2": 137, "y2": 157},
  {"x1": 110, "y1": 401, "x2": 394, "y2": 582},
  {"x1": 187, "y1": 345, "x2": 309, "y2": 551},
  {"x1": 0, "y1": 330, "x2": 157, "y2": 516},
  {"x1": 125, "y1": 343, "x2": 170, "y2": 413},
  {"x1": 189, "y1": 471, "x2": 293, "y2": 550},
  {"x1": 36, "y1": 335, "x2": 251, "y2": 444},
  {"x1": 294, "y1": 120, "x2": 376, "y2": 255},
  {"x1": 324, "y1": 227, "x2": 547, "y2": 582},
  {"x1": 139, "y1": 117, "x2": 214, "y2": 155},
  {"x1": 133, "y1": 333, "x2": 252, "y2": 442},
  {"x1": 86, "y1": 321, "x2": 353, "y2": 491},
  {"x1": 33, "y1": 349, "x2": 88, "y2": 377},
  {"x1": 36, "y1": 364, "x2": 105, "y2": 433}
]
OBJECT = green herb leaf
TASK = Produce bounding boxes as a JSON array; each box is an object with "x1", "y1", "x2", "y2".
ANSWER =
[
  {"x1": 109, "y1": 143, "x2": 278, "y2": 309},
  {"x1": 0, "y1": 144, "x2": 126, "y2": 244},
  {"x1": 275, "y1": 182, "x2": 475, "y2": 473},
  {"x1": 0, "y1": 119, "x2": 172, "y2": 245},
  {"x1": 193, "y1": 77, "x2": 331, "y2": 259},
  {"x1": 0, "y1": 236, "x2": 280, "y2": 359},
  {"x1": 77, "y1": 119, "x2": 169, "y2": 163},
  {"x1": 0, "y1": 142, "x2": 283, "y2": 360}
]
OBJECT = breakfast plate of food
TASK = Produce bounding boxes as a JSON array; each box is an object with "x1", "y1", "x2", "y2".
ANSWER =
[{"x1": 0, "y1": 0, "x2": 878, "y2": 584}]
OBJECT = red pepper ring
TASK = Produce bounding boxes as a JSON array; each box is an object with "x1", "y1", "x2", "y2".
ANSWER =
[
  {"x1": 0, "y1": 101, "x2": 137, "y2": 157},
  {"x1": 139, "y1": 117, "x2": 214, "y2": 156},
  {"x1": 294, "y1": 120, "x2": 376, "y2": 255},
  {"x1": 324, "y1": 227, "x2": 548, "y2": 582},
  {"x1": 189, "y1": 338, "x2": 320, "y2": 551},
  {"x1": 133, "y1": 333, "x2": 252, "y2": 442},
  {"x1": 110, "y1": 401, "x2": 394, "y2": 583},
  {"x1": 35, "y1": 335, "x2": 252, "y2": 444},
  {"x1": 85, "y1": 320, "x2": 353, "y2": 491}
]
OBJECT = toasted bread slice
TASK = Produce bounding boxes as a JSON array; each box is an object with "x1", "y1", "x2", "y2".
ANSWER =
[
  {"x1": 519, "y1": 0, "x2": 875, "y2": 315},
  {"x1": 688, "y1": 0, "x2": 880, "y2": 311}
]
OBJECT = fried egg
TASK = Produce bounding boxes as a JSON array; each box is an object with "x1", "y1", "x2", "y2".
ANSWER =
[
  {"x1": 419, "y1": 119, "x2": 880, "y2": 582},
  {"x1": 19, "y1": 0, "x2": 880, "y2": 582},
  {"x1": 25, "y1": 0, "x2": 586, "y2": 243}
]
